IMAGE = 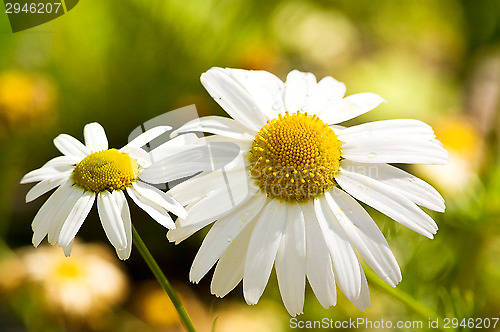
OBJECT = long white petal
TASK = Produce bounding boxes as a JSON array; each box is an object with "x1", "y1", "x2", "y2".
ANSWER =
[
  {"x1": 341, "y1": 137, "x2": 449, "y2": 165},
  {"x1": 320, "y1": 92, "x2": 386, "y2": 124},
  {"x1": 113, "y1": 191, "x2": 133, "y2": 260},
  {"x1": 308, "y1": 76, "x2": 346, "y2": 116},
  {"x1": 350, "y1": 264, "x2": 371, "y2": 311},
  {"x1": 97, "y1": 191, "x2": 127, "y2": 250},
  {"x1": 200, "y1": 68, "x2": 268, "y2": 132},
  {"x1": 122, "y1": 126, "x2": 172, "y2": 150},
  {"x1": 126, "y1": 186, "x2": 175, "y2": 229},
  {"x1": 58, "y1": 192, "x2": 96, "y2": 250},
  {"x1": 25, "y1": 171, "x2": 71, "y2": 202},
  {"x1": 31, "y1": 181, "x2": 80, "y2": 247},
  {"x1": 243, "y1": 199, "x2": 286, "y2": 305},
  {"x1": 275, "y1": 202, "x2": 306, "y2": 316},
  {"x1": 171, "y1": 116, "x2": 254, "y2": 140},
  {"x1": 314, "y1": 196, "x2": 362, "y2": 300},
  {"x1": 337, "y1": 119, "x2": 436, "y2": 141},
  {"x1": 132, "y1": 181, "x2": 186, "y2": 219},
  {"x1": 301, "y1": 202, "x2": 337, "y2": 309},
  {"x1": 336, "y1": 166, "x2": 438, "y2": 238},
  {"x1": 40, "y1": 155, "x2": 79, "y2": 170},
  {"x1": 284, "y1": 70, "x2": 317, "y2": 113},
  {"x1": 167, "y1": 182, "x2": 257, "y2": 244},
  {"x1": 210, "y1": 216, "x2": 257, "y2": 298},
  {"x1": 325, "y1": 189, "x2": 401, "y2": 287},
  {"x1": 341, "y1": 160, "x2": 445, "y2": 212},
  {"x1": 225, "y1": 68, "x2": 287, "y2": 120},
  {"x1": 53, "y1": 133, "x2": 90, "y2": 159},
  {"x1": 189, "y1": 194, "x2": 266, "y2": 283},
  {"x1": 21, "y1": 167, "x2": 69, "y2": 184},
  {"x1": 84, "y1": 122, "x2": 108, "y2": 152}
]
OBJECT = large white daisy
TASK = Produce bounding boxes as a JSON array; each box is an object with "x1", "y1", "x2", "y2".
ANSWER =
[
  {"x1": 165, "y1": 68, "x2": 449, "y2": 316},
  {"x1": 21, "y1": 122, "x2": 187, "y2": 260}
]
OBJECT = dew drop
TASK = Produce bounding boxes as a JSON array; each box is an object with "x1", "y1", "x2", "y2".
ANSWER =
[
  {"x1": 272, "y1": 101, "x2": 281, "y2": 110},
  {"x1": 368, "y1": 152, "x2": 377, "y2": 159},
  {"x1": 227, "y1": 236, "x2": 233, "y2": 242},
  {"x1": 335, "y1": 213, "x2": 342, "y2": 221}
]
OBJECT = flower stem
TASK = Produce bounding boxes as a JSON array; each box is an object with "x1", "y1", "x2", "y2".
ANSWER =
[{"x1": 132, "y1": 225, "x2": 197, "y2": 332}]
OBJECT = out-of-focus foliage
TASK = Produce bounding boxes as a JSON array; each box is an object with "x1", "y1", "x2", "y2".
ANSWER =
[{"x1": 1, "y1": 0, "x2": 500, "y2": 331}]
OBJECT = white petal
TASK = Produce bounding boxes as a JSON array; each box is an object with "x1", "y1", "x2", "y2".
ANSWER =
[
  {"x1": 167, "y1": 183, "x2": 256, "y2": 244},
  {"x1": 84, "y1": 122, "x2": 108, "y2": 152},
  {"x1": 122, "y1": 126, "x2": 172, "y2": 150},
  {"x1": 121, "y1": 146, "x2": 152, "y2": 168},
  {"x1": 341, "y1": 137, "x2": 449, "y2": 165},
  {"x1": 225, "y1": 68, "x2": 287, "y2": 120},
  {"x1": 275, "y1": 203, "x2": 306, "y2": 316},
  {"x1": 308, "y1": 76, "x2": 346, "y2": 116},
  {"x1": 341, "y1": 160, "x2": 445, "y2": 212},
  {"x1": 314, "y1": 196, "x2": 362, "y2": 300},
  {"x1": 201, "y1": 68, "x2": 268, "y2": 132},
  {"x1": 131, "y1": 181, "x2": 187, "y2": 219},
  {"x1": 320, "y1": 92, "x2": 386, "y2": 124},
  {"x1": 139, "y1": 146, "x2": 207, "y2": 184},
  {"x1": 58, "y1": 191, "x2": 96, "y2": 249},
  {"x1": 171, "y1": 116, "x2": 254, "y2": 140},
  {"x1": 126, "y1": 186, "x2": 175, "y2": 229},
  {"x1": 21, "y1": 167, "x2": 69, "y2": 184},
  {"x1": 301, "y1": 202, "x2": 337, "y2": 309},
  {"x1": 336, "y1": 166, "x2": 438, "y2": 238},
  {"x1": 113, "y1": 191, "x2": 133, "y2": 260},
  {"x1": 41, "y1": 155, "x2": 79, "y2": 170},
  {"x1": 325, "y1": 189, "x2": 401, "y2": 287},
  {"x1": 284, "y1": 70, "x2": 317, "y2": 112},
  {"x1": 148, "y1": 133, "x2": 201, "y2": 162},
  {"x1": 243, "y1": 199, "x2": 286, "y2": 305},
  {"x1": 190, "y1": 194, "x2": 266, "y2": 283},
  {"x1": 350, "y1": 264, "x2": 371, "y2": 311},
  {"x1": 210, "y1": 216, "x2": 257, "y2": 298},
  {"x1": 62, "y1": 240, "x2": 74, "y2": 256},
  {"x1": 97, "y1": 191, "x2": 127, "y2": 250},
  {"x1": 25, "y1": 171, "x2": 71, "y2": 202},
  {"x1": 31, "y1": 181, "x2": 80, "y2": 247},
  {"x1": 168, "y1": 152, "x2": 249, "y2": 205},
  {"x1": 337, "y1": 119, "x2": 436, "y2": 141},
  {"x1": 53, "y1": 133, "x2": 90, "y2": 159}
]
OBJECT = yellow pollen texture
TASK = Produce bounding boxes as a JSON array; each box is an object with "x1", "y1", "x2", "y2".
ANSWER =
[
  {"x1": 249, "y1": 111, "x2": 342, "y2": 201},
  {"x1": 72, "y1": 149, "x2": 139, "y2": 193}
]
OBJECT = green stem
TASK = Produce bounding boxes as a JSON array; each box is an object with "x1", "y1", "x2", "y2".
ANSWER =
[
  {"x1": 365, "y1": 268, "x2": 454, "y2": 332},
  {"x1": 132, "y1": 225, "x2": 197, "y2": 332}
]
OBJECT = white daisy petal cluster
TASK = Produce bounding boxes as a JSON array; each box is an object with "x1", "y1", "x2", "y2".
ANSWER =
[
  {"x1": 21, "y1": 123, "x2": 187, "y2": 260},
  {"x1": 166, "y1": 68, "x2": 448, "y2": 316}
]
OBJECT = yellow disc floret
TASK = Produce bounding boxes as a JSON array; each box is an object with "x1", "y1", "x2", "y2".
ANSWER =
[
  {"x1": 72, "y1": 149, "x2": 139, "y2": 193},
  {"x1": 248, "y1": 111, "x2": 342, "y2": 201}
]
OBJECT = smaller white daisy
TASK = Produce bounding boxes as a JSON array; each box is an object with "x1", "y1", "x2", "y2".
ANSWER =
[{"x1": 21, "y1": 122, "x2": 187, "y2": 260}]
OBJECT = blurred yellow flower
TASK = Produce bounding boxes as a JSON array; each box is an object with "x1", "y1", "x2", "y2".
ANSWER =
[
  {"x1": 133, "y1": 282, "x2": 211, "y2": 331},
  {"x1": 19, "y1": 242, "x2": 129, "y2": 317},
  {"x1": 413, "y1": 116, "x2": 484, "y2": 195},
  {"x1": 0, "y1": 71, "x2": 57, "y2": 134},
  {"x1": 215, "y1": 300, "x2": 286, "y2": 332}
]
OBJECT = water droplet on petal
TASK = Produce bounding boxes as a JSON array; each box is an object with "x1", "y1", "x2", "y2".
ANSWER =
[
  {"x1": 227, "y1": 236, "x2": 233, "y2": 242},
  {"x1": 368, "y1": 152, "x2": 377, "y2": 159},
  {"x1": 335, "y1": 213, "x2": 342, "y2": 221},
  {"x1": 272, "y1": 101, "x2": 281, "y2": 110}
]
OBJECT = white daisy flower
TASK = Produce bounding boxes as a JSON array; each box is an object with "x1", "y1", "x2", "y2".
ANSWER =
[
  {"x1": 166, "y1": 68, "x2": 449, "y2": 316},
  {"x1": 21, "y1": 122, "x2": 187, "y2": 260}
]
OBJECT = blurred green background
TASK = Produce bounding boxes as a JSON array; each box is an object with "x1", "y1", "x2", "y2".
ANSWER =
[{"x1": 1, "y1": 0, "x2": 500, "y2": 331}]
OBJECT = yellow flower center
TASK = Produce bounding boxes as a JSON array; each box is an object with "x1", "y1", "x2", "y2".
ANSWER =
[
  {"x1": 248, "y1": 111, "x2": 342, "y2": 201},
  {"x1": 72, "y1": 149, "x2": 139, "y2": 193}
]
